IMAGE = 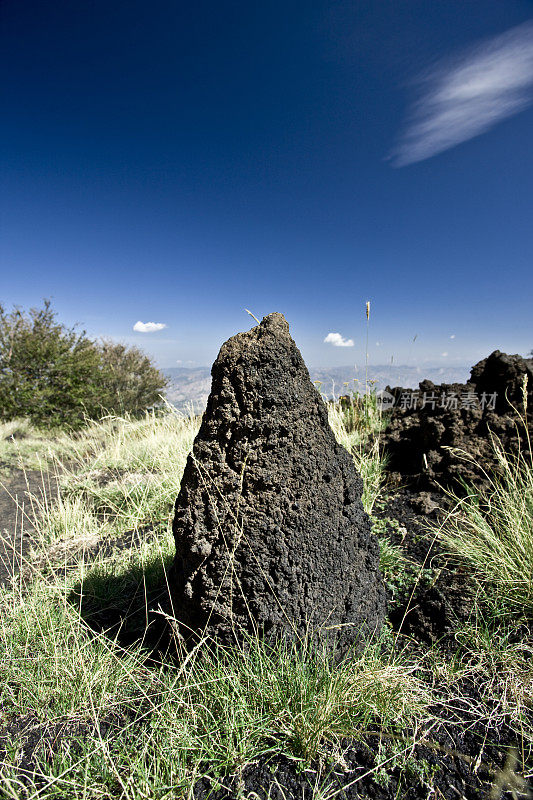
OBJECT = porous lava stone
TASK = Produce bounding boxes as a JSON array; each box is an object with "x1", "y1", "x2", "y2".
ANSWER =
[
  {"x1": 382, "y1": 350, "x2": 532, "y2": 494},
  {"x1": 170, "y1": 313, "x2": 385, "y2": 650}
]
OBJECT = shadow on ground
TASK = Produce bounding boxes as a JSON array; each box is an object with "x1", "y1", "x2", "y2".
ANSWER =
[{"x1": 67, "y1": 536, "x2": 178, "y2": 661}]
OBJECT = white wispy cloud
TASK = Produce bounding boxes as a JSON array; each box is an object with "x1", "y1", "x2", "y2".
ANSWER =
[
  {"x1": 133, "y1": 320, "x2": 167, "y2": 333},
  {"x1": 324, "y1": 332, "x2": 354, "y2": 347},
  {"x1": 392, "y1": 21, "x2": 533, "y2": 166}
]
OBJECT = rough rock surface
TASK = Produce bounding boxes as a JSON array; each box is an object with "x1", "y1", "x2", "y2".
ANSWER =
[
  {"x1": 382, "y1": 350, "x2": 532, "y2": 493},
  {"x1": 171, "y1": 313, "x2": 385, "y2": 650}
]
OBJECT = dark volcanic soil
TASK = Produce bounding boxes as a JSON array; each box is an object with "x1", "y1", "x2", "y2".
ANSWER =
[
  {"x1": 0, "y1": 469, "x2": 60, "y2": 588},
  {"x1": 189, "y1": 739, "x2": 509, "y2": 800},
  {"x1": 375, "y1": 490, "x2": 478, "y2": 646}
]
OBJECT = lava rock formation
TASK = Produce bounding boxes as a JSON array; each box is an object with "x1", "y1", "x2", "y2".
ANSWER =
[
  {"x1": 382, "y1": 350, "x2": 532, "y2": 493},
  {"x1": 171, "y1": 313, "x2": 385, "y2": 650}
]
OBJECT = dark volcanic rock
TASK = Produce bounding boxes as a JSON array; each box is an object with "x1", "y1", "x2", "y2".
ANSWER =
[
  {"x1": 382, "y1": 350, "x2": 533, "y2": 493},
  {"x1": 171, "y1": 313, "x2": 385, "y2": 650}
]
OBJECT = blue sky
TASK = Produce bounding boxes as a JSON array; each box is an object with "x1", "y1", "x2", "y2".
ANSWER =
[{"x1": 1, "y1": 0, "x2": 532, "y2": 369}]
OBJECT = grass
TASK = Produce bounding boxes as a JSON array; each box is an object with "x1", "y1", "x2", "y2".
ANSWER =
[
  {"x1": 372, "y1": 517, "x2": 438, "y2": 606},
  {"x1": 1, "y1": 401, "x2": 532, "y2": 796},
  {"x1": 30, "y1": 493, "x2": 103, "y2": 549},
  {"x1": 0, "y1": 575, "x2": 430, "y2": 798},
  {"x1": 327, "y1": 394, "x2": 387, "y2": 513},
  {"x1": 430, "y1": 427, "x2": 533, "y2": 618},
  {"x1": 0, "y1": 419, "x2": 78, "y2": 474},
  {"x1": 36, "y1": 406, "x2": 200, "y2": 541}
]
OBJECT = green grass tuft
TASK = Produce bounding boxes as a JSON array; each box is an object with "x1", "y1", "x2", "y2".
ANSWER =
[{"x1": 432, "y1": 434, "x2": 533, "y2": 618}]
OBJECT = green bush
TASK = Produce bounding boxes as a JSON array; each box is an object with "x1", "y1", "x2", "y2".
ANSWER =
[
  {"x1": 0, "y1": 300, "x2": 167, "y2": 429},
  {"x1": 98, "y1": 339, "x2": 168, "y2": 417}
]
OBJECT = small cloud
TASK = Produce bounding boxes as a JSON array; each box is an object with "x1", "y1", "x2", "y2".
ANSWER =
[
  {"x1": 450, "y1": 334, "x2": 456, "y2": 339},
  {"x1": 441, "y1": 352, "x2": 448, "y2": 357},
  {"x1": 133, "y1": 320, "x2": 167, "y2": 333},
  {"x1": 176, "y1": 359, "x2": 182, "y2": 364},
  {"x1": 391, "y1": 21, "x2": 533, "y2": 166},
  {"x1": 324, "y1": 332, "x2": 355, "y2": 347}
]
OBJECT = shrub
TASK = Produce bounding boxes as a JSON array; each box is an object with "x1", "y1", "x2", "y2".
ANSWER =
[
  {"x1": 0, "y1": 300, "x2": 167, "y2": 429},
  {"x1": 98, "y1": 339, "x2": 168, "y2": 416}
]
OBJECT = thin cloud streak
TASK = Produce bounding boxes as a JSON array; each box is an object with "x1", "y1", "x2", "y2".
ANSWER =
[
  {"x1": 392, "y1": 21, "x2": 533, "y2": 166},
  {"x1": 133, "y1": 321, "x2": 167, "y2": 333},
  {"x1": 324, "y1": 332, "x2": 354, "y2": 347}
]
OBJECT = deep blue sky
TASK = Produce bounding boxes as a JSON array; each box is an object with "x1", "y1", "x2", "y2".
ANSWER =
[{"x1": 2, "y1": 0, "x2": 532, "y2": 369}]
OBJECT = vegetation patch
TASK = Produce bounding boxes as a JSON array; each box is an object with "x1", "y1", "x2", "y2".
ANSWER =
[
  {"x1": 0, "y1": 300, "x2": 168, "y2": 430},
  {"x1": 0, "y1": 403, "x2": 531, "y2": 798},
  {"x1": 432, "y1": 432, "x2": 533, "y2": 618}
]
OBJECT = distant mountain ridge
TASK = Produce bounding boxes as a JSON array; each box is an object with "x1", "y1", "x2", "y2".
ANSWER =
[
  {"x1": 309, "y1": 364, "x2": 471, "y2": 398},
  {"x1": 164, "y1": 367, "x2": 211, "y2": 413},
  {"x1": 164, "y1": 364, "x2": 471, "y2": 413}
]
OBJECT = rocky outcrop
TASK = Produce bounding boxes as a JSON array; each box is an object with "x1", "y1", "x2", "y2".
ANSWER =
[
  {"x1": 382, "y1": 350, "x2": 532, "y2": 494},
  {"x1": 170, "y1": 313, "x2": 385, "y2": 651}
]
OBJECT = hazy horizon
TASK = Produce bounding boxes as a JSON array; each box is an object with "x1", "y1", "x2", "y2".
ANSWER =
[
  {"x1": 162, "y1": 360, "x2": 474, "y2": 372},
  {"x1": 162, "y1": 359, "x2": 481, "y2": 413}
]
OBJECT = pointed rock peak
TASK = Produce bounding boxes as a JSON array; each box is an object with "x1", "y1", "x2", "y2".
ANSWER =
[{"x1": 259, "y1": 312, "x2": 290, "y2": 334}]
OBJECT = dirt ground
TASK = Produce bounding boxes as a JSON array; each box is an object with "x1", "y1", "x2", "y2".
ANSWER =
[{"x1": 0, "y1": 468, "x2": 59, "y2": 588}]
